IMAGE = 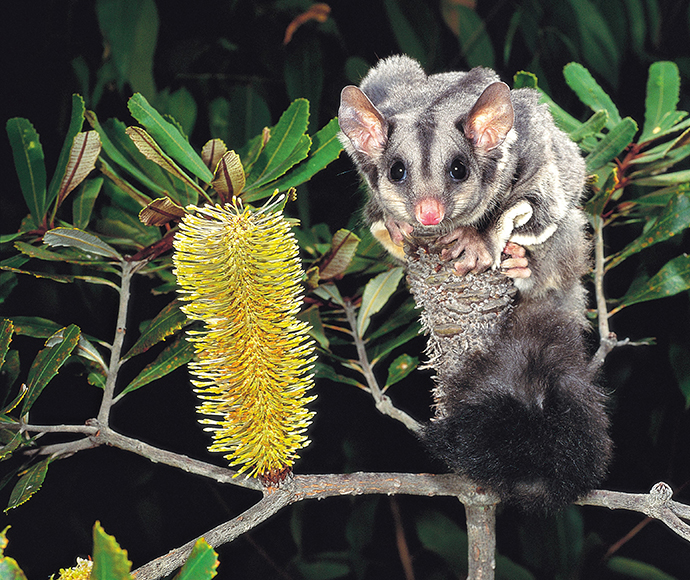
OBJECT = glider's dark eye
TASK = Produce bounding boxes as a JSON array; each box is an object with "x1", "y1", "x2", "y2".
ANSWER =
[
  {"x1": 449, "y1": 158, "x2": 468, "y2": 181},
  {"x1": 390, "y1": 161, "x2": 407, "y2": 182}
]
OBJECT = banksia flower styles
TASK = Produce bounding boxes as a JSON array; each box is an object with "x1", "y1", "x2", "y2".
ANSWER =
[{"x1": 173, "y1": 198, "x2": 316, "y2": 482}]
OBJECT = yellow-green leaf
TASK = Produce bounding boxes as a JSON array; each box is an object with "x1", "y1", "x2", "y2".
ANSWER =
[
  {"x1": 6, "y1": 459, "x2": 50, "y2": 512},
  {"x1": 384, "y1": 354, "x2": 419, "y2": 388},
  {"x1": 174, "y1": 538, "x2": 219, "y2": 580},
  {"x1": 120, "y1": 335, "x2": 194, "y2": 396},
  {"x1": 607, "y1": 194, "x2": 690, "y2": 271},
  {"x1": 22, "y1": 325, "x2": 80, "y2": 414},
  {"x1": 616, "y1": 254, "x2": 690, "y2": 311},
  {"x1": 124, "y1": 300, "x2": 188, "y2": 360},
  {"x1": 91, "y1": 522, "x2": 132, "y2": 580}
]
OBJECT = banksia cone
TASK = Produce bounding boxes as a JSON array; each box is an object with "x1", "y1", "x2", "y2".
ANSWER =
[
  {"x1": 404, "y1": 236, "x2": 516, "y2": 418},
  {"x1": 173, "y1": 198, "x2": 316, "y2": 482}
]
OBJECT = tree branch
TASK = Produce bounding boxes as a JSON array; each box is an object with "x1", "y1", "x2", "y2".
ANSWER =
[
  {"x1": 91, "y1": 424, "x2": 264, "y2": 491},
  {"x1": 97, "y1": 260, "x2": 138, "y2": 426},
  {"x1": 465, "y1": 504, "x2": 497, "y2": 579},
  {"x1": 131, "y1": 491, "x2": 292, "y2": 580},
  {"x1": 578, "y1": 482, "x2": 690, "y2": 542}
]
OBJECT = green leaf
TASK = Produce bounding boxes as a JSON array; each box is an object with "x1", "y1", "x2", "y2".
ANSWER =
[
  {"x1": 384, "y1": 0, "x2": 431, "y2": 68},
  {"x1": 300, "y1": 306, "x2": 329, "y2": 350},
  {"x1": 607, "y1": 194, "x2": 690, "y2": 270},
  {"x1": 126, "y1": 126, "x2": 205, "y2": 205},
  {"x1": 22, "y1": 325, "x2": 81, "y2": 414},
  {"x1": 563, "y1": 62, "x2": 622, "y2": 130},
  {"x1": 0, "y1": 320, "x2": 13, "y2": 371},
  {"x1": 606, "y1": 556, "x2": 678, "y2": 580},
  {"x1": 293, "y1": 559, "x2": 350, "y2": 580},
  {"x1": 6, "y1": 118, "x2": 47, "y2": 229},
  {"x1": 72, "y1": 176, "x2": 104, "y2": 230},
  {"x1": 615, "y1": 254, "x2": 690, "y2": 310},
  {"x1": 6, "y1": 459, "x2": 50, "y2": 512},
  {"x1": 257, "y1": 118, "x2": 343, "y2": 198},
  {"x1": 46, "y1": 94, "x2": 87, "y2": 207},
  {"x1": 0, "y1": 433, "x2": 23, "y2": 462},
  {"x1": 96, "y1": 156, "x2": 153, "y2": 208},
  {"x1": 91, "y1": 521, "x2": 133, "y2": 580},
  {"x1": 7, "y1": 316, "x2": 62, "y2": 338},
  {"x1": 314, "y1": 362, "x2": 364, "y2": 388},
  {"x1": 96, "y1": 0, "x2": 158, "y2": 100},
  {"x1": 539, "y1": 90, "x2": 583, "y2": 135},
  {"x1": 384, "y1": 354, "x2": 419, "y2": 388},
  {"x1": 369, "y1": 320, "x2": 421, "y2": 364},
  {"x1": 641, "y1": 61, "x2": 682, "y2": 143},
  {"x1": 86, "y1": 111, "x2": 167, "y2": 200},
  {"x1": 513, "y1": 70, "x2": 538, "y2": 89},
  {"x1": 119, "y1": 335, "x2": 194, "y2": 397},
  {"x1": 285, "y1": 36, "x2": 323, "y2": 133},
  {"x1": 174, "y1": 538, "x2": 219, "y2": 580},
  {"x1": 569, "y1": 110, "x2": 608, "y2": 143},
  {"x1": 632, "y1": 169, "x2": 690, "y2": 187},
  {"x1": 312, "y1": 283, "x2": 346, "y2": 307},
  {"x1": 441, "y1": 1, "x2": 495, "y2": 69},
  {"x1": 585, "y1": 117, "x2": 638, "y2": 173},
  {"x1": 14, "y1": 241, "x2": 112, "y2": 267},
  {"x1": 0, "y1": 273, "x2": 18, "y2": 307},
  {"x1": 243, "y1": 99, "x2": 310, "y2": 193},
  {"x1": 669, "y1": 342, "x2": 690, "y2": 410},
  {"x1": 356, "y1": 267, "x2": 404, "y2": 337},
  {"x1": 416, "y1": 510, "x2": 468, "y2": 573},
  {"x1": 128, "y1": 93, "x2": 213, "y2": 183},
  {"x1": 567, "y1": 0, "x2": 620, "y2": 86},
  {"x1": 124, "y1": 300, "x2": 187, "y2": 360},
  {"x1": 43, "y1": 227, "x2": 123, "y2": 260}
]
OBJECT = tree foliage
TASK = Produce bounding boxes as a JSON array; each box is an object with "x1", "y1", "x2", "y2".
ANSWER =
[{"x1": 1, "y1": 1, "x2": 690, "y2": 579}]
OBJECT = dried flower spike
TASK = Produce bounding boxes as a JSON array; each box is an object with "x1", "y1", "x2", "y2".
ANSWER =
[{"x1": 173, "y1": 198, "x2": 316, "y2": 481}]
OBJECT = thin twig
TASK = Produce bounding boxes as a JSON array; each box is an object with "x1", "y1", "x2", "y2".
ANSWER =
[
  {"x1": 342, "y1": 300, "x2": 423, "y2": 434},
  {"x1": 92, "y1": 424, "x2": 263, "y2": 491},
  {"x1": 97, "y1": 260, "x2": 138, "y2": 426},
  {"x1": 590, "y1": 214, "x2": 619, "y2": 370}
]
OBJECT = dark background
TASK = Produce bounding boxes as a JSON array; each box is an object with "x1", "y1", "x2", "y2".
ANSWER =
[{"x1": 2, "y1": 1, "x2": 690, "y2": 578}]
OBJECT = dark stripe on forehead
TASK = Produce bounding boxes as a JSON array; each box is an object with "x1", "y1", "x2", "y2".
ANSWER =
[{"x1": 416, "y1": 116, "x2": 436, "y2": 178}]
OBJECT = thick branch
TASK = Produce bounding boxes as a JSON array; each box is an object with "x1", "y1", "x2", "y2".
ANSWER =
[
  {"x1": 465, "y1": 504, "x2": 497, "y2": 579},
  {"x1": 132, "y1": 491, "x2": 291, "y2": 580}
]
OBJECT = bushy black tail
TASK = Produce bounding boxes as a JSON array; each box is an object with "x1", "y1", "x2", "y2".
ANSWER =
[{"x1": 422, "y1": 303, "x2": 612, "y2": 514}]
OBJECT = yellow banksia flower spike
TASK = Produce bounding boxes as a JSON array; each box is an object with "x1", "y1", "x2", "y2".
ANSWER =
[{"x1": 172, "y1": 197, "x2": 316, "y2": 482}]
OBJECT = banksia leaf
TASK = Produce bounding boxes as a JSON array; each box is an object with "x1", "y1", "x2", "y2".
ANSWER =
[{"x1": 173, "y1": 199, "x2": 316, "y2": 481}]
